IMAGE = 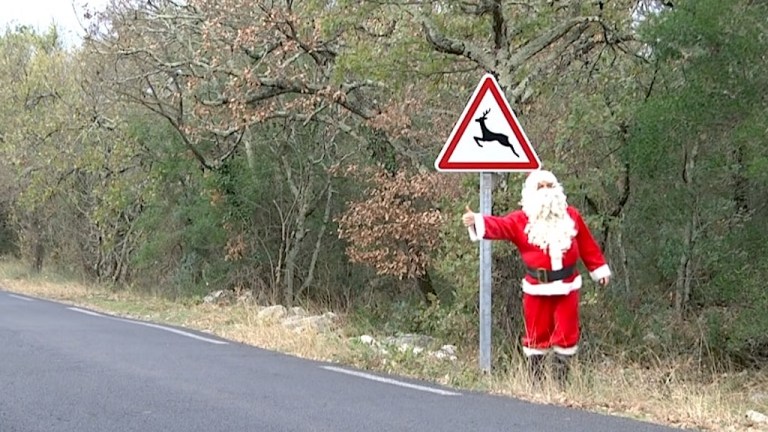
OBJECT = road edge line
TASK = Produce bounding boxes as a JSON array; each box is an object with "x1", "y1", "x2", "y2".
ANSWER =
[
  {"x1": 321, "y1": 365, "x2": 461, "y2": 396},
  {"x1": 8, "y1": 294, "x2": 34, "y2": 302},
  {"x1": 68, "y1": 307, "x2": 106, "y2": 317},
  {"x1": 109, "y1": 317, "x2": 229, "y2": 345}
]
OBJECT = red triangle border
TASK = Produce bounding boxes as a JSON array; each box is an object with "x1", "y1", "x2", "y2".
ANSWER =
[{"x1": 435, "y1": 74, "x2": 541, "y2": 172}]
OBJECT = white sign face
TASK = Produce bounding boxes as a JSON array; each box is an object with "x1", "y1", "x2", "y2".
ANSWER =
[{"x1": 434, "y1": 73, "x2": 541, "y2": 172}]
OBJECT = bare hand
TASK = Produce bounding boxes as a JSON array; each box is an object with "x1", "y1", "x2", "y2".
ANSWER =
[
  {"x1": 598, "y1": 276, "x2": 610, "y2": 287},
  {"x1": 462, "y1": 205, "x2": 475, "y2": 227}
]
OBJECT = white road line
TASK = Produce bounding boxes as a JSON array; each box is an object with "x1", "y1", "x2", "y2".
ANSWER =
[
  {"x1": 110, "y1": 317, "x2": 229, "y2": 345},
  {"x1": 68, "y1": 307, "x2": 105, "y2": 317},
  {"x1": 66, "y1": 306, "x2": 227, "y2": 345},
  {"x1": 8, "y1": 294, "x2": 34, "y2": 302},
  {"x1": 321, "y1": 366, "x2": 461, "y2": 396}
]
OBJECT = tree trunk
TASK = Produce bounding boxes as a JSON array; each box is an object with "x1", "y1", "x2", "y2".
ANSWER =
[
  {"x1": 675, "y1": 211, "x2": 697, "y2": 317},
  {"x1": 613, "y1": 215, "x2": 631, "y2": 295},
  {"x1": 274, "y1": 201, "x2": 287, "y2": 297},
  {"x1": 30, "y1": 217, "x2": 44, "y2": 273},
  {"x1": 33, "y1": 236, "x2": 44, "y2": 273},
  {"x1": 675, "y1": 141, "x2": 699, "y2": 318},
  {"x1": 730, "y1": 144, "x2": 748, "y2": 215},
  {"x1": 298, "y1": 181, "x2": 333, "y2": 299},
  {"x1": 244, "y1": 135, "x2": 255, "y2": 173},
  {"x1": 282, "y1": 175, "x2": 313, "y2": 308},
  {"x1": 416, "y1": 269, "x2": 437, "y2": 302}
]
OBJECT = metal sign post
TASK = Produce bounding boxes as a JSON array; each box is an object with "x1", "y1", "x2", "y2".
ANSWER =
[{"x1": 479, "y1": 172, "x2": 493, "y2": 373}]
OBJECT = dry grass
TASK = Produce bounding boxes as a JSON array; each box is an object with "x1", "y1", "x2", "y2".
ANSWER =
[
  {"x1": 0, "y1": 259, "x2": 350, "y2": 363},
  {"x1": 1, "y1": 258, "x2": 766, "y2": 432},
  {"x1": 484, "y1": 356, "x2": 768, "y2": 432}
]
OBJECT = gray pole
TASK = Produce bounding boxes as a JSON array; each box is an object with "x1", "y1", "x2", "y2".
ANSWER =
[{"x1": 479, "y1": 172, "x2": 493, "y2": 373}]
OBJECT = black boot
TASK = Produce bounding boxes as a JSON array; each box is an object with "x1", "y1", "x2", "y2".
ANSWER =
[
  {"x1": 527, "y1": 355, "x2": 545, "y2": 384},
  {"x1": 553, "y1": 354, "x2": 571, "y2": 388}
]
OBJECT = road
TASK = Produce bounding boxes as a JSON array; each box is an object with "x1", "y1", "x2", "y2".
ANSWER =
[{"x1": 0, "y1": 289, "x2": 691, "y2": 432}]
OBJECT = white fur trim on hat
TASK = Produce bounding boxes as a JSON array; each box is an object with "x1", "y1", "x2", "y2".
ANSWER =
[{"x1": 524, "y1": 169, "x2": 559, "y2": 190}]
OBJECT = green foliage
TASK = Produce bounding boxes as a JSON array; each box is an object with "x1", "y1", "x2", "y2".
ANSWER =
[
  {"x1": 130, "y1": 128, "x2": 271, "y2": 295},
  {"x1": 602, "y1": 0, "x2": 768, "y2": 367}
]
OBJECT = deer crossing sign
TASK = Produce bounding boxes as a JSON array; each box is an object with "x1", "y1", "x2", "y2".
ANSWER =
[{"x1": 434, "y1": 73, "x2": 541, "y2": 172}]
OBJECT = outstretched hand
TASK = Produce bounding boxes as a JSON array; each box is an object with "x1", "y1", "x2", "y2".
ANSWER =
[
  {"x1": 462, "y1": 205, "x2": 475, "y2": 227},
  {"x1": 597, "y1": 276, "x2": 610, "y2": 287}
]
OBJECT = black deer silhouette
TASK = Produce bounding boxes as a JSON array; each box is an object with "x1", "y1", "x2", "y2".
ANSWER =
[{"x1": 474, "y1": 109, "x2": 520, "y2": 157}]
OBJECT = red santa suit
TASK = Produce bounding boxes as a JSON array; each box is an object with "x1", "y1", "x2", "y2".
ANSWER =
[{"x1": 466, "y1": 171, "x2": 611, "y2": 359}]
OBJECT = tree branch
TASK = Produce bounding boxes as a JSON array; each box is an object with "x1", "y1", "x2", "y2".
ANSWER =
[
  {"x1": 611, "y1": 161, "x2": 630, "y2": 218},
  {"x1": 418, "y1": 12, "x2": 494, "y2": 71},
  {"x1": 116, "y1": 79, "x2": 212, "y2": 170},
  {"x1": 503, "y1": 22, "x2": 591, "y2": 105},
  {"x1": 213, "y1": 128, "x2": 245, "y2": 167},
  {"x1": 280, "y1": 17, "x2": 326, "y2": 67},
  {"x1": 509, "y1": 16, "x2": 601, "y2": 69},
  {"x1": 195, "y1": 76, "x2": 380, "y2": 119},
  {"x1": 490, "y1": 0, "x2": 508, "y2": 52},
  {"x1": 242, "y1": 41, "x2": 282, "y2": 64}
]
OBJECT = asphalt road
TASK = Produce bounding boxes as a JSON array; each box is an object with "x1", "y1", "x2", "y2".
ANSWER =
[{"x1": 0, "y1": 289, "x2": 692, "y2": 432}]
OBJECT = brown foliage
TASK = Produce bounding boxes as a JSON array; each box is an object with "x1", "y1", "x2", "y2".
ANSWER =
[
  {"x1": 85, "y1": 0, "x2": 381, "y2": 170},
  {"x1": 336, "y1": 165, "x2": 462, "y2": 280},
  {"x1": 224, "y1": 233, "x2": 247, "y2": 262}
]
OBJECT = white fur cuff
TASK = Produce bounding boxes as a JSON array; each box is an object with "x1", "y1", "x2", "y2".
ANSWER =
[
  {"x1": 522, "y1": 346, "x2": 550, "y2": 357},
  {"x1": 589, "y1": 264, "x2": 611, "y2": 282},
  {"x1": 467, "y1": 213, "x2": 485, "y2": 241},
  {"x1": 553, "y1": 345, "x2": 578, "y2": 356},
  {"x1": 467, "y1": 213, "x2": 485, "y2": 242},
  {"x1": 474, "y1": 214, "x2": 485, "y2": 239},
  {"x1": 467, "y1": 226, "x2": 479, "y2": 241}
]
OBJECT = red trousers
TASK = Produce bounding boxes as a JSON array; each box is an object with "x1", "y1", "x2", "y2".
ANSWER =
[{"x1": 521, "y1": 290, "x2": 580, "y2": 356}]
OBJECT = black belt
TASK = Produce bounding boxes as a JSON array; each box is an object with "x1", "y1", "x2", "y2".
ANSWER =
[{"x1": 526, "y1": 266, "x2": 576, "y2": 283}]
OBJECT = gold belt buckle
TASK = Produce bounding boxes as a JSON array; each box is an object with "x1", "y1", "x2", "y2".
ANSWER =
[{"x1": 536, "y1": 268, "x2": 548, "y2": 283}]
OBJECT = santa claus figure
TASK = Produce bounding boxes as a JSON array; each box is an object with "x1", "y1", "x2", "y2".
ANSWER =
[{"x1": 462, "y1": 169, "x2": 611, "y2": 386}]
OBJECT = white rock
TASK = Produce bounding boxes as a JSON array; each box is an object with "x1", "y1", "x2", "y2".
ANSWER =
[
  {"x1": 747, "y1": 410, "x2": 768, "y2": 424},
  {"x1": 432, "y1": 350, "x2": 458, "y2": 362},
  {"x1": 203, "y1": 290, "x2": 225, "y2": 303},
  {"x1": 384, "y1": 333, "x2": 434, "y2": 348},
  {"x1": 643, "y1": 332, "x2": 659, "y2": 343},
  {"x1": 281, "y1": 315, "x2": 334, "y2": 333},
  {"x1": 280, "y1": 315, "x2": 305, "y2": 326},
  {"x1": 257, "y1": 305, "x2": 287, "y2": 322},
  {"x1": 290, "y1": 306, "x2": 308, "y2": 316},
  {"x1": 440, "y1": 344, "x2": 457, "y2": 355},
  {"x1": 360, "y1": 335, "x2": 375, "y2": 345}
]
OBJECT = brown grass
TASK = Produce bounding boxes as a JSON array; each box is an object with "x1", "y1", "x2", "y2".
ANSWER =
[
  {"x1": 483, "y1": 356, "x2": 767, "y2": 431},
  {"x1": 1, "y1": 258, "x2": 766, "y2": 432}
]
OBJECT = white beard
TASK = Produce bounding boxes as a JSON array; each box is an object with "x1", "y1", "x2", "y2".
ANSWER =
[{"x1": 520, "y1": 184, "x2": 577, "y2": 261}]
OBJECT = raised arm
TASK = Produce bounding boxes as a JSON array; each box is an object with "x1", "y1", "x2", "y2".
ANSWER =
[
  {"x1": 570, "y1": 207, "x2": 611, "y2": 284},
  {"x1": 462, "y1": 206, "x2": 518, "y2": 243}
]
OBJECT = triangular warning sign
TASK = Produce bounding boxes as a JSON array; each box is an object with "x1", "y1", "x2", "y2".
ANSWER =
[{"x1": 434, "y1": 73, "x2": 541, "y2": 172}]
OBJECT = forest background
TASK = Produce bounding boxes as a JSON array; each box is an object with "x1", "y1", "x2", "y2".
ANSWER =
[{"x1": 1, "y1": 0, "x2": 767, "y2": 430}]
